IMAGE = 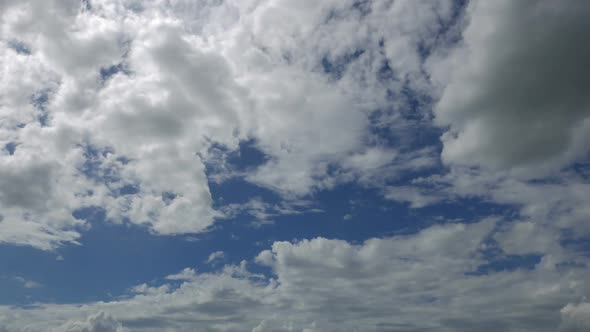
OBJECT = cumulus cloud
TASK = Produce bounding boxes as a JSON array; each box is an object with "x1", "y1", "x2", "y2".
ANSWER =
[
  {"x1": 0, "y1": 0, "x2": 456, "y2": 249},
  {"x1": 432, "y1": 0, "x2": 590, "y2": 176}
]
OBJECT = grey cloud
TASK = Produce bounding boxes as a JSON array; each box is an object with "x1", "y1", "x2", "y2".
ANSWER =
[
  {"x1": 560, "y1": 303, "x2": 590, "y2": 332},
  {"x1": 13, "y1": 276, "x2": 42, "y2": 289},
  {"x1": 433, "y1": 0, "x2": 590, "y2": 176}
]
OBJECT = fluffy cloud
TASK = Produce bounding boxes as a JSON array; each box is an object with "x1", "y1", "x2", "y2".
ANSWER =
[
  {"x1": 1, "y1": 219, "x2": 589, "y2": 331},
  {"x1": 1, "y1": 0, "x2": 456, "y2": 249},
  {"x1": 432, "y1": 0, "x2": 590, "y2": 176}
]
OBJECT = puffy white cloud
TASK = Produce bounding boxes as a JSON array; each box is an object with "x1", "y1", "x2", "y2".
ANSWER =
[
  {"x1": 1, "y1": 0, "x2": 455, "y2": 249},
  {"x1": 206, "y1": 251, "x2": 225, "y2": 264},
  {"x1": 432, "y1": 0, "x2": 590, "y2": 176}
]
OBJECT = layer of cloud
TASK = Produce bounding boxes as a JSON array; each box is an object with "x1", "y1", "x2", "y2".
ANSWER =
[
  {"x1": 205, "y1": 251, "x2": 225, "y2": 264},
  {"x1": 1, "y1": 219, "x2": 589, "y2": 331}
]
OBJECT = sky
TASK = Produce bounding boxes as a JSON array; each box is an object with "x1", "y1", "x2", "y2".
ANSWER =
[{"x1": 1, "y1": 0, "x2": 590, "y2": 331}]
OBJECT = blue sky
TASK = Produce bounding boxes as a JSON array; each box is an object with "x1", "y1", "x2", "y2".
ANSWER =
[{"x1": 1, "y1": 0, "x2": 590, "y2": 331}]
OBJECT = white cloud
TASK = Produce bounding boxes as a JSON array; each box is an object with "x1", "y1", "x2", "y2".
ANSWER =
[{"x1": 206, "y1": 251, "x2": 225, "y2": 264}]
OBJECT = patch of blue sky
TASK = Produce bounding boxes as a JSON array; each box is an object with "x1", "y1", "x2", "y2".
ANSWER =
[
  {"x1": 571, "y1": 158, "x2": 590, "y2": 180},
  {"x1": 561, "y1": 233, "x2": 590, "y2": 257},
  {"x1": 351, "y1": 0, "x2": 372, "y2": 17},
  {"x1": 320, "y1": 49, "x2": 365, "y2": 81},
  {"x1": 7, "y1": 39, "x2": 31, "y2": 55},
  {"x1": 468, "y1": 254, "x2": 543, "y2": 276},
  {"x1": 78, "y1": 144, "x2": 121, "y2": 184},
  {"x1": 225, "y1": 139, "x2": 269, "y2": 172},
  {"x1": 30, "y1": 90, "x2": 50, "y2": 127},
  {"x1": 417, "y1": 0, "x2": 468, "y2": 60},
  {"x1": 4, "y1": 142, "x2": 17, "y2": 155},
  {"x1": 1, "y1": 205, "x2": 223, "y2": 305},
  {"x1": 377, "y1": 55, "x2": 396, "y2": 82},
  {"x1": 323, "y1": 0, "x2": 371, "y2": 25},
  {"x1": 99, "y1": 63, "x2": 129, "y2": 82}
]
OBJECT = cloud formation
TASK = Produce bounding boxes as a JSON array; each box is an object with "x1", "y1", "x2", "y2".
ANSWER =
[
  {"x1": 2, "y1": 0, "x2": 449, "y2": 249},
  {"x1": 1, "y1": 0, "x2": 590, "y2": 330}
]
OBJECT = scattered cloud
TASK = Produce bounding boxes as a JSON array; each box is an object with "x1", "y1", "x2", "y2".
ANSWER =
[
  {"x1": 13, "y1": 276, "x2": 42, "y2": 289},
  {"x1": 0, "y1": 0, "x2": 466, "y2": 249},
  {"x1": 432, "y1": 0, "x2": 590, "y2": 176},
  {"x1": 205, "y1": 251, "x2": 225, "y2": 265}
]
